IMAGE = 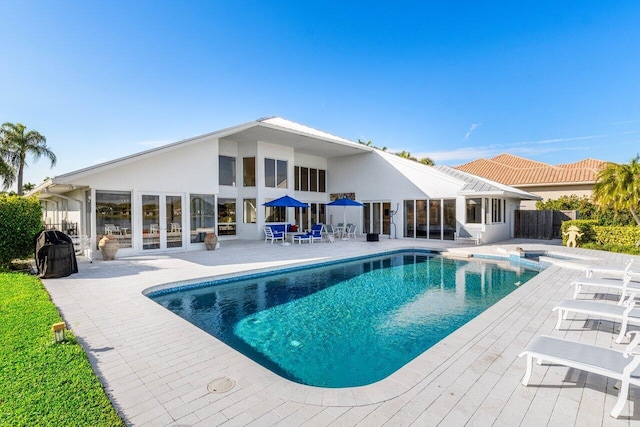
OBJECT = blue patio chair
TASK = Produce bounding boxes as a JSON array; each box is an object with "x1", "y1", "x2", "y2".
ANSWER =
[{"x1": 264, "y1": 226, "x2": 284, "y2": 244}]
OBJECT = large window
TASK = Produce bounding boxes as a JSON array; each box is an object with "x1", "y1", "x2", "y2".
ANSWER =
[
  {"x1": 95, "y1": 190, "x2": 132, "y2": 248},
  {"x1": 265, "y1": 199, "x2": 286, "y2": 223},
  {"x1": 218, "y1": 198, "x2": 236, "y2": 236},
  {"x1": 219, "y1": 156, "x2": 236, "y2": 186},
  {"x1": 243, "y1": 199, "x2": 257, "y2": 223},
  {"x1": 243, "y1": 157, "x2": 255, "y2": 187},
  {"x1": 190, "y1": 194, "x2": 215, "y2": 243},
  {"x1": 404, "y1": 200, "x2": 415, "y2": 238},
  {"x1": 265, "y1": 158, "x2": 287, "y2": 188},
  {"x1": 466, "y1": 198, "x2": 482, "y2": 224},
  {"x1": 294, "y1": 166, "x2": 326, "y2": 192}
]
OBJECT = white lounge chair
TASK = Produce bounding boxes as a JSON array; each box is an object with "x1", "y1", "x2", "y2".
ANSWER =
[
  {"x1": 345, "y1": 224, "x2": 357, "y2": 239},
  {"x1": 519, "y1": 332, "x2": 640, "y2": 418},
  {"x1": 585, "y1": 259, "x2": 640, "y2": 279},
  {"x1": 553, "y1": 298, "x2": 640, "y2": 343},
  {"x1": 572, "y1": 274, "x2": 640, "y2": 303}
]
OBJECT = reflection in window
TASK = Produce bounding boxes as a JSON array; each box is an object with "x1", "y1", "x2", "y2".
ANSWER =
[
  {"x1": 265, "y1": 200, "x2": 286, "y2": 223},
  {"x1": 95, "y1": 190, "x2": 132, "y2": 248},
  {"x1": 243, "y1": 157, "x2": 256, "y2": 187},
  {"x1": 277, "y1": 160, "x2": 287, "y2": 188},
  {"x1": 265, "y1": 158, "x2": 275, "y2": 187},
  {"x1": 142, "y1": 195, "x2": 160, "y2": 249},
  {"x1": 219, "y1": 156, "x2": 236, "y2": 186},
  {"x1": 190, "y1": 194, "x2": 215, "y2": 243},
  {"x1": 404, "y1": 200, "x2": 414, "y2": 238},
  {"x1": 244, "y1": 199, "x2": 257, "y2": 223},
  {"x1": 218, "y1": 198, "x2": 236, "y2": 236},
  {"x1": 466, "y1": 198, "x2": 482, "y2": 224}
]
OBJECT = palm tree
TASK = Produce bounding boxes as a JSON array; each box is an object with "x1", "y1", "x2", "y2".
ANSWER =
[
  {"x1": 0, "y1": 122, "x2": 56, "y2": 195},
  {"x1": 22, "y1": 182, "x2": 36, "y2": 193},
  {"x1": 592, "y1": 155, "x2": 640, "y2": 226}
]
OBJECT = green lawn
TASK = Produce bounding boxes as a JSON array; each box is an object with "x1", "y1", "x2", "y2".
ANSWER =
[{"x1": 0, "y1": 273, "x2": 124, "y2": 427}]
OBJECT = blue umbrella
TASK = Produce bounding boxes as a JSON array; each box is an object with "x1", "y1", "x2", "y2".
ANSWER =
[
  {"x1": 326, "y1": 198, "x2": 364, "y2": 207},
  {"x1": 263, "y1": 195, "x2": 308, "y2": 208},
  {"x1": 327, "y1": 198, "x2": 364, "y2": 236}
]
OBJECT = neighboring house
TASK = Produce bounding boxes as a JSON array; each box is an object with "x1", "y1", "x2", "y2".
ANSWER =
[
  {"x1": 455, "y1": 153, "x2": 608, "y2": 209},
  {"x1": 30, "y1": 118, "x2": 539, "y2": 257}
]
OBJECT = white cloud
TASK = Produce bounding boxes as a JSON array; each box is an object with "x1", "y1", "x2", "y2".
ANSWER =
[{"x1": 464, "y1": 123, "x2": 482, "y2": 140}]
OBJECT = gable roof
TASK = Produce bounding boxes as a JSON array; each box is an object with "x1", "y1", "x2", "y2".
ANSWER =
[
  {"x1": 455, "y1": 153, "x2": 608, "y2": 186},
  {"x1": 434, "y1": 164, "x2": 541, "y2": 199}
]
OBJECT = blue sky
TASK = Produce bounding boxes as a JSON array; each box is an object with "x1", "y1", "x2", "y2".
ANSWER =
[{"x1": 1, "y1": 1, "x2": 639, "y2": 187}]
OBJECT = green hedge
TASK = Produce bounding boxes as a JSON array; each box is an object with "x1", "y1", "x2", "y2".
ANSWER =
[
  {"x1": 561, "y1": 220, "x2": 640, "y2": 250},
  {"x1": 0, "y1": 195, "x2": 43, "y2": 268}
]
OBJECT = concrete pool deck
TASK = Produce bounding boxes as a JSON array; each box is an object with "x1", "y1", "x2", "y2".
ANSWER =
[{"x1": 42, "y1": 238, "x2": 640, "y2": 426}]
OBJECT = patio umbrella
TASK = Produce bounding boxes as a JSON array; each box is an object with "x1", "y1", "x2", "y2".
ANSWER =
[
  {"x1": 262, "y1": 195, "x2": 308, "y2": 208},
  {"x1": 327, "y1": 198, "x2": 364, "y2": 236}
]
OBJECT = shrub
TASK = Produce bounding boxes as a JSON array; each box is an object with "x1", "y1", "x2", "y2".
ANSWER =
[
  {"x1": 0, "y1": 195, "x2": 43, "y2": 268},
  {"x1": 591, "y1": 226, "x2": 640, "y2": 247},
  {"x1": 537, "y1": 194, "x2": 635, "y2": 226},
  {"x1": 561, "y1": 220, "x2": 598, "y2": 246}
]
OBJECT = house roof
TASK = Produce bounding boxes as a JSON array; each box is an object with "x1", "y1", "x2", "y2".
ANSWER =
[
  {"x1": 454, "y1": 153, "x2": 608, "y2": 186},
  {"x1": 434, "y1": 164, "x2": 541, "y2": 199}
]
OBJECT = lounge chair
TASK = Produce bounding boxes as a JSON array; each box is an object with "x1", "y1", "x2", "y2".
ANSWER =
[
  {"x1": 553, "y1": 298, "x2": 640, "y2": 343},
  {"x1": 585, "y1": 259, "x2": 640, "y2": 279},
  {"x1": 104, "y1": 224, "x2": 120, "y2": 235},
  {"x1": 572, "y1": 274, "x2": 640, "y2": 303},
  {"x1": 519, "y1": 332, "x2": 640, "y2": 418},
  {"x1": 264, "y1": 226, "x2": 284, "y2": 244}
]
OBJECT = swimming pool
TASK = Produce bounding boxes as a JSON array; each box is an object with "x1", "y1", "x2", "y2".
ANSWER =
[{"x1": 148, "y1": 250, "x2": 539, "y2": 388}]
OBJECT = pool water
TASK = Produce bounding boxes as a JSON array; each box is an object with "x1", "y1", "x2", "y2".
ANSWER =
[{"x1": 148, "y1": 251, "x2": 539, "y2": 388}]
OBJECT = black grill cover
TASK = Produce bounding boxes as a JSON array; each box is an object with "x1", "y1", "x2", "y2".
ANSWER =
[{"x1": 34, "y1": 230, "x2": 78, "y2": 279}]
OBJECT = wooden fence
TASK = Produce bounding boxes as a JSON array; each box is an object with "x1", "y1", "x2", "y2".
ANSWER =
[{"x1": 514, "y1": 210, "x2": 577, "y2": 239}]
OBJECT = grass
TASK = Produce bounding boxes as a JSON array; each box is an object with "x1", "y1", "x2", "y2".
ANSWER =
[{"x1": 0, "y1": 272, "x2": 124, "y2": 427}]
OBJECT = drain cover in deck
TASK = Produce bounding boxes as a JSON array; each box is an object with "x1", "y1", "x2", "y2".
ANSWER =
[{"x1": 207, "y1": 377, "x2": 236, "y2": 394}]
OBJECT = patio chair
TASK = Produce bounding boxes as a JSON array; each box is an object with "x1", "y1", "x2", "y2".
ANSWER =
[
  {"x1": 585, "y1": 259, "x2": 640, "y2": 279},
  {"x1": 572, "y1": 273, "x2": 640, "y2": 303},
  {"x1": 323, "y1": 224, "x2": 336, "y2": 243},
  {"x1": 518, "y1": 332, "x2": 640, "y2": 418},
  {"x1": 553, "y1": 297, "x2": 640, "y2": 343},
  {"x1": 149, "y1": 224, "x2": 159, "y2": 234},
  {"x1": 170, "y1": 222, "x2": 182, "y2": 233},
  {"x1": 346, "y1": 224, "x2": 357, "y2": 239},
  {"x1": 307, "y1": 224, "x2": 323, "y2": 243},
  {"x1": 264, "y1": 226, "x2": 284, "y2": 244}
]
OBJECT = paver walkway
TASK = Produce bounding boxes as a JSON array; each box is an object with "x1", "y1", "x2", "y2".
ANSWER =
[{"x1": 42, "y1": 238, "x2": 640, "y2": 426}]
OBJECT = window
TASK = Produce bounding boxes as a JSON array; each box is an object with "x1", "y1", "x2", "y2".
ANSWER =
[
  {"x1": 466, "y1": 198, "x2": 482, "y2": 224},
  {"x1": 95, "y1": 191, "x2": 132, "y2": 248},
  {"x1": 319, "y1": 170, "x2": 326, "y2": 192},
  {"x1": 404, "y1": 200, "x2": 415, "y2": 238},
  {"x1": 277, "y1": 160, "x2": 287, "y2": 188},
  {"x1": 219, "y1": 156, "x2": 236, "y2": 186},
  {"x1": 265, "y1": 203, "x2": 286, "y2": 222},
  {"x1": 190, "y1": 194, "x2": 215, "y2": 243},
  {"x1": 243, "y1": 199, "x2": 256, "y2": 223},
  {"x1": 492, "y1": 198, "x2": 504, "y2": 223},
  {"x1": 243, "y1": 157, "x2": 255, "y2": 187},
  {"x1": 294, "y1": 166, "x2": 326, "y2": 192},
  {"x1": 265, "y1": 158, "x2": 288, "y2": 188},
  {"x1": 301, "y1": 167, "x2": 309, "y2": 191},
  {"x1": 310, "y1": 169, "x2": 318, "y2": 192},
  {"x1": 218, "y1": 198, "x2": 236, "y2": 236}
]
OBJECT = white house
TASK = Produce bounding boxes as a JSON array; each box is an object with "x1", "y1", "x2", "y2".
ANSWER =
[{"x1": 30, "y1": 117, "x2": 540, "y2": 257}]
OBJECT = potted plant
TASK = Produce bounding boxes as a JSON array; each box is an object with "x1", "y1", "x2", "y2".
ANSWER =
[{"x1": 98, "y1": 234, "x2": 119, "y2": 260}]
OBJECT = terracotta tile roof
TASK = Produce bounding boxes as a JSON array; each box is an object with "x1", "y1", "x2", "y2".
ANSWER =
[{"x1": 454, "y1": 153, "x2": 609, "y2": 186}]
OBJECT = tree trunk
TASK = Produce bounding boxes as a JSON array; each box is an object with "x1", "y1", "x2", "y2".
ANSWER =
[
  {"x1": 630, "y1": 207, "x2": 640, "y2": 227},
  {"x1": 16, "y1": 163, "x2": 24, "y2": 196}
]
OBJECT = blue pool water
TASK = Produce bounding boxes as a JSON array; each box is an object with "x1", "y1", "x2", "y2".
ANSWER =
[{"x1": 148, "y1": 251, "x2": 539, "y2": 388}]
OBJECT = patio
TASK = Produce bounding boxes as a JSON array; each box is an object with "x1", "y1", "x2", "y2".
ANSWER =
[{"x1": 42, "y1": 237, "x2": 640, "y2": 426}]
